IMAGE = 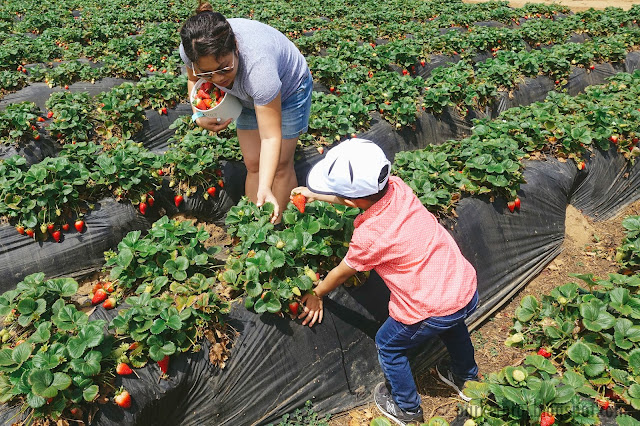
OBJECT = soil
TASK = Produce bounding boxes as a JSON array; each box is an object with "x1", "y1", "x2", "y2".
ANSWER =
[
  {"x1": 328, "y1": 199, "x2": 640, "y2": 426},
  {"x1": 463, "y1": 0, "x2": 640, "y2": 12}
]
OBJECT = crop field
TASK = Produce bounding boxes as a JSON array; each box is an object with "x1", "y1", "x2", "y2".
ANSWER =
[{"x1": 1, "y1": 0, "x2": 640, "y2": 425}]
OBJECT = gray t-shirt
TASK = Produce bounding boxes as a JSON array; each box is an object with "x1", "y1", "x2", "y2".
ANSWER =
[{"x1": 180, "y1": 18, "x2": 309, "y2": 109}]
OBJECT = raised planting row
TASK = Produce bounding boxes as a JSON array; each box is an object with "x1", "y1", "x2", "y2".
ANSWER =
[
  {"x1": 393, "y1": 71, "x2": 640, "y2": 215},
  {"x1": 0, "y1": 217, "x2": 228, "y2": 422},
  {"x1": 0, "y1": 130, "x2": 233, "y2": 242}
]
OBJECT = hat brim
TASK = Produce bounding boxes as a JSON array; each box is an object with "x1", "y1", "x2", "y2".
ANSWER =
[{"x1": 306, "y1": 157, "x2": 348, "y2": 198}]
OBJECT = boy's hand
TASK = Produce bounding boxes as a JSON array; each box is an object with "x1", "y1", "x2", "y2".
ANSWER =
[
  {"x1": 290, "y1": 186, "x2": 317, "y2": 203},
  {"x1": 299, "y1": 291, "x2": 323, "y2": 327}
]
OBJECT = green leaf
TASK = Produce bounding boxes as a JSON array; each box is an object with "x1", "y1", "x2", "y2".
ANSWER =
[
  {"x1": 515, "y1": 295, "x2": 539, "y2": 322},
  {"x1": 117, "y1": 248, "x2": 134, "y2": 268},
  {"x1": 567, "y1": 341, "x2": 591, "y2": 364},
  {"x1": 28, "y1": 369, "x2": 57, "y2": 398},
  {"x1": 12, "y1": 342, "x2": 32, "y2": 364},
  {"x1": 52, "y1": 373, "x2": 71, "y2": 390},
  {"x1": 83, "y1": 384, "x2": 99, "y2": 402}
]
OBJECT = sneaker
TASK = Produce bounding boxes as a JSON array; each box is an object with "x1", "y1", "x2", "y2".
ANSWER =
[
  {"x1": 435, "y1": 361, "x2": 474, "y2": 402},
  {"x1": 373, "y1": 382, "x2": 424, "y2": 426}
]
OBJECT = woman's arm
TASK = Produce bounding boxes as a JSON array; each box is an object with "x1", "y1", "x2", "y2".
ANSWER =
[{"x1": 254, "y1": 94, "x2": 283, "y2": 219}]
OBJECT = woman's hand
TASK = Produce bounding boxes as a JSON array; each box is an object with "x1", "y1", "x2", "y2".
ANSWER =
[
  {"x1": 298, "y1": 291, "x2": 323, "y2": 327},
  {"x1": 194, "y1": 117, "x2": 232, "y2": 132},
  {"x1": 256, "y1": 187, "x2": 279, "y2": 223}
]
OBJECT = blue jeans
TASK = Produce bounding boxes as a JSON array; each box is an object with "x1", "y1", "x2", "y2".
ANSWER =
[
  {"x1": 375, "y1": 290, "x2": 479, "y2": 411},
  {"x1": 235, "y1": 71, "x2": 313, "y2": 139}
]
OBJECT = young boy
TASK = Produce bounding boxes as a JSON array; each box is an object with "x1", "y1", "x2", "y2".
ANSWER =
[{"x1": 291, "y1": 138, "x2": 479, "y2": 426}]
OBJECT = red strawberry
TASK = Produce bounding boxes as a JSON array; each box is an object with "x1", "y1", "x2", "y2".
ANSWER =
[
  {"x1": 128, "y1": 342, "x2": 139, "y2": 351},
  {"x1": 507, "y1": 201, "x2": 516, "y2": 213},
  {"x1": 34, "y1": 134, "x2": 40, "y2": 141},
  {"x1": 74, "y1": 220, "x2": 85, "y2": 232},
  {"x1": 197, "y1": 89, "x2": 211, "y2": 99},
  {"x1": 610, "y1": 134, "x2": 619, "y2": 144},
  {"x1": 402, "y1": 69, "x2": 409, "y2": 75},
  {"x1": 420, "y1": 60, "x2": 426, "y2": 67},
  {"x1": 214, "y1": 169, "x2": 223, "y2": 177},
  {"x1": 589, "y1": 65, "x2": 595, "y2": 70},
  {"x1": 26, "y1": 228, "x2": 35, "y2": 238},
  {"x1": 16, "y1": 225, "x2": 25, "y2": 235},
  {"x1": 47, "y1": 223, "x2": 55, "y2": 233},
  {"x1": 116, "y1": 363, "x2": 132, "y2": 375},
  {"x1": 103, "y1": 282, "x2": 115, "y2": 293},
  {"x1": 47, "y1": 111, "x2": 54, "y2": 119},
  {"x1": 93, "y1": 283, "x2": 104, "y2": 293},
  {"x1": 158, "y1": 355, "x2": 170, "y2": 374},
  {"x1": 102, "y1": 298, "x2": 116, "y2": 309},
  {"x1": 62, "y1": 223, "x2": 70, "y2": 231},
  {"x1": 207, "y1": 187, "x2": 216, "y2": 196},
  {"x1": 161, "y1": 107, "x2": 167, "y2": 115},
  {"x1": 201, "y1": 81, "x2": 214, "y2": 92},
  {"x1": 292, "y1": 193, "x2": 307, "y2": 213},
  {"x1": 52, "y1": 230, "x2": 61, "y2": 243},
  {"x1": 596, "y1": 398, "x2": 610, "y2": 410},
  {"x1": 289, "y1": 301, "x2": 299, "y2": 315},
  {"x1": 92, "y1": 289, "x2": 107, "y2": 305},
  {"x1": 514, "y1": 197, "x2": 521, "y2": 210},
  {"x1": 64, "y1": 84, "x2": 69, "y2": 90},
  {"x1": 147, "y1": 197, "x2": 154, "y2": 207},
  {"x1": 70, "y1": 407, "x2": 80, "y2": 416},
  {"x1": 317, "y1": 146, "x2": 324, "y2": 154},
  {"x1": 537, "y1": 348, "x2": 551, "y2": 358},
  {"x1": 540, "y1": 411, "x2": 555, "y2": 426},
  {"x1": 174, "y1": 195, "x2": 184, "y2": 207},
  {"x1": 37, "y1": 117, "x2": 45, "y2": 122},
  {"x1": 157, "y1": 169, "x2": 164, "y2": 176},
  {"x1": 195, "y1": 99, "x2": 207, "y2": 110},
  {"x1": 114, "y1": 389, "x2": 131, "y2": 409},
  {"x1": 218, "y1": 179, "x2": 224, "y2": 188},
  {"x1": 577, "y1": 161, "x2": 586, "y2": 170},
  {"x1": 138, "y1": 202, "x2": 147, "y2": 215}
]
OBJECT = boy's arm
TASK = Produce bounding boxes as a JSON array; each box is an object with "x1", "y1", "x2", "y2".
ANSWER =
[
  {"x1": 291, "y1": 186, "x2": 348, "y2": 206},
  {"x1": 299, "y1": 260, "x2": 357, "y2": 327}
]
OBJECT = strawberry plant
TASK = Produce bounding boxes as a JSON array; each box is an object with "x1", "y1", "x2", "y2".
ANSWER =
[
  {"x1": 163, "y1": 131, "x2": 225, "y2": 200},
  {"x1": 94, "y1": 83, "x2": 145, "y2": 140},
  {"x1": 462, "y1": 355, "x2": 600, "y2": 424},
  {"x1": 616, "y1": 215, "x2": 640, "y2": 273},
  {"x1": 0, "y1": 155, "x2": 91, "y2": 240},
  {"x1": 46, "y1": 91, "x2": 95, "y2": 144},
  {"x1": 106, "y1": 217, "x2": 228, "y2": 365},
  {"x1": 222, "y1": 198, "x2": 360, "y2": 314},
  {"x1": 0, "y1": 102, "x2": 40, "y2": 145},
  {"x1": 104, "y1": 217, "x2": 222, "y2": 295},
  {"x1": 168, "y1": 117, "x2": 243, "y2": 162},
  {"x1": 0, "y1": 273, "x2": 117, "y2": 422},
  {"x1": 507, "y1": 272, "x2": 640, "y2": 413}
]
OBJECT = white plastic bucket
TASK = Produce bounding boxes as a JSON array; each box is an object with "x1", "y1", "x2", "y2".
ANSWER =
[{"x1": 190, "y1": 79, "x2": 242, "y2": 121}]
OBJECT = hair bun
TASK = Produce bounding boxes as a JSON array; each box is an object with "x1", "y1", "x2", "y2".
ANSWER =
[{"x1": 196, "y1": 1, "x2": 214, "y2": 13}]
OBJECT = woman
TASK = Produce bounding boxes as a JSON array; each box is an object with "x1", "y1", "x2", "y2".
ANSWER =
[{"x1": 180, "y1": 2, "x2": 312, "y2": 223}]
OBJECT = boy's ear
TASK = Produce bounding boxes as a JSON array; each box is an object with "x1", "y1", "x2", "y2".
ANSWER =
[{"x1": 341, "y1": 198, "x2": 359, "y2": 208}]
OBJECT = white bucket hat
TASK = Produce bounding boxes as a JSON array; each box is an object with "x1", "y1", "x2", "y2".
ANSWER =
[{"x1": 306, "y1": 138, "x2": 391, "y2": 199}]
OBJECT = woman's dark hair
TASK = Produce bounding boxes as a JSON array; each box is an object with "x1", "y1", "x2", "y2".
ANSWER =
[{"x1": 180, "y1": 1, "x2": 236, "y2": 64}]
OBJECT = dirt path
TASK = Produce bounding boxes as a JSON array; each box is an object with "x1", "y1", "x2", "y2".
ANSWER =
[
  {"x1": 463, "y1": 0, "x2": 640, "y2": 12},
  {"x1": 329, "y1": 199, "x2": 640, "y2": 425}
]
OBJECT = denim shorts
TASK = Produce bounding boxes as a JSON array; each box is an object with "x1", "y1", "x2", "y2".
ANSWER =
[{"x1": 236, "y1": 71, "x2": 313, "y2": 139}]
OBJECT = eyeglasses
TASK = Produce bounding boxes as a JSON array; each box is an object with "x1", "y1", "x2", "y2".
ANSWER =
[{"x1": 191, "y1": 53, "x2": 236, "y2": 79}]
